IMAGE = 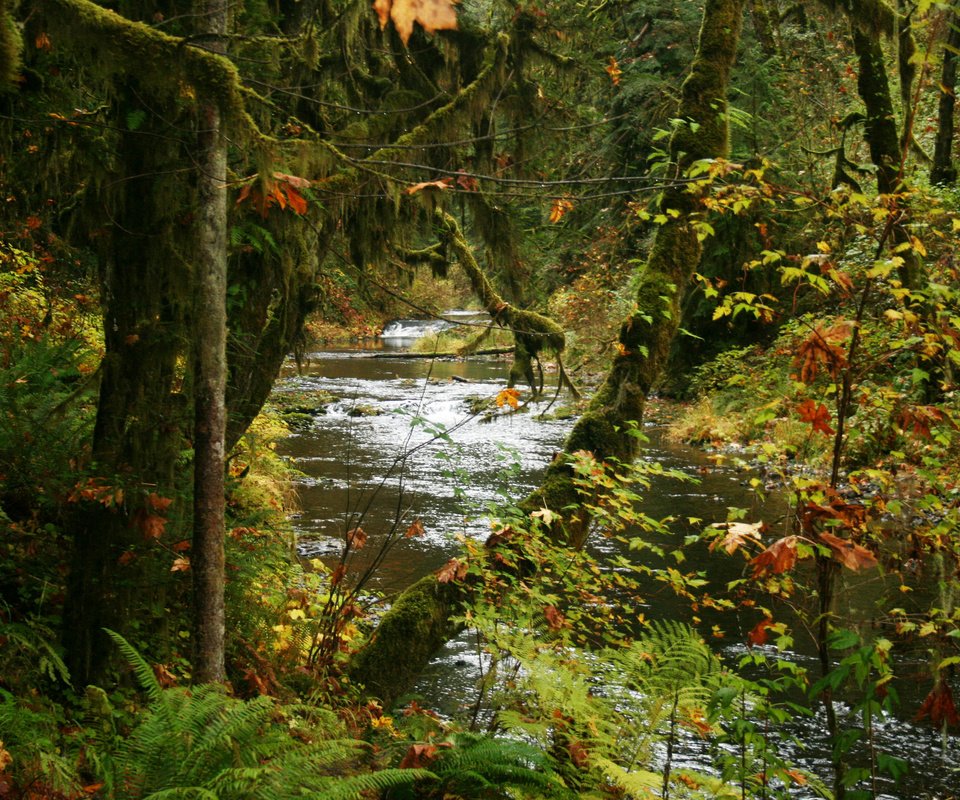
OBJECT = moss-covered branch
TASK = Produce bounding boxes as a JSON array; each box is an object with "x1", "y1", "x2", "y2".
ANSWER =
[
  {"x1": 32, "y1": 0, "x2": 263, "y2": 141},
  {"x1": 0, "y1": 0, "x2": 21, "y2": 91},
  {"x1": 435, "y1": 209, "x2": 576, "y2": 395}
]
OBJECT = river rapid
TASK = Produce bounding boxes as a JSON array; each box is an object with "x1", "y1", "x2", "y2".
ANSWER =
[{"x1": 273, "y1": 333, "x2": 958, "y2": 799}]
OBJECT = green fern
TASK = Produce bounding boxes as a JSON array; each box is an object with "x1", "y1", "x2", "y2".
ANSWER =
[{"x1": 100, "y1": 632, "x2": 428, "y2": 800}]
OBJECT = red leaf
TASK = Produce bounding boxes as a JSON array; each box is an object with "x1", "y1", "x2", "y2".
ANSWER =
[
  {"x1": 138, "y1": 513, "x2": 167, "y2": 541},
  {"x1": 171, "y1": 539, "x2": 191, "y2": 553},
  {"x1": 749, "y1": 535, "x2": 798, "y2": 578},
  {"x1": 330, "y1": 563, "x2": 347, "y2": 587},
  {"x1": 117, "y1": 550, "x2": 137, "y2": 566},
  {"x1": 818, "y1": 532, "x2": 878, "y2": 572},
  {"x1": 796, "y1": 399, "x2": 834, "y2": 436},
  {"x1": 915, "y1": 679, "x2": 960, "y2": 727},
  {"x1": 405, "y1": 518, "x2": 425, "y2": 538},
  {"x1": 747, "y1": 617, "x2": 775, "y2": 647}
]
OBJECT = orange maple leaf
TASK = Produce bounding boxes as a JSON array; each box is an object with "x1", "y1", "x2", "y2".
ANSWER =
[
  {"x1": 915, "y1": 679, "x2": 960, "y2": 727},
  {"x1": 818, "y1": 532, "x2": 878, "y2": 572},
  {"x1": 796, "y1": 399, "x2": 834, "y2": 436},
  {"x1": 749, "y1": 535, "x2": 798, "y2": 578},
  {"x1": 405, "y1": 518, "x2": 425, "y2": 538},
  {"x1": 495, "y1": 387, "x2": 521, "y2": 409},
  {"x1": 605, "y1": 56, "x2": 622, "y2": 86},
  {"x1": 549, "y1": 197, "x2": 574, "y2": 223},
  {"x1": 373, "y1": 0, "x2": 459, "y2": 45},
  {"x1": 747, "y1": 617, "x2": 775, "y2": 647},
  {"x1": 170, "y1": 556, "x2": 191, "y2": 572},
  {"x1": 404, "y1": 177, "x2": 453, "y2": 195},
  {"x1": 436, "y1": 557, "x2": 468, "y2": 583},
  {"x1": 793, "y1": 322, "x2": 850, "y2": 383},
  {"x1": 346, "y1": 527, "x2": 368, "y2": 549}
]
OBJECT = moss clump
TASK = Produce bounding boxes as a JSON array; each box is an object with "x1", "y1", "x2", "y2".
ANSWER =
[{"x1": 347, "y1": 575, "x2": 463, "y2": 708}]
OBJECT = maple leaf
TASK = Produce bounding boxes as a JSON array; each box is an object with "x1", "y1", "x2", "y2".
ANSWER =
[
  {"x1": 749, "y1": 535, "x2": 798, "y2": 578},
  {"x1": 436, "y1": 557, "x2": 468, "y2": 583},
  {"x1": 747, "y1": 617, "x2": 775, "y2": 647},
  {"x1": 495, "y1": 387, "x2": 521, "y2": 409},
  {"x1": 146, "y1": 492, "x2": 174, "y2": 512},
  {"x1": 282, "y1": 184, "x2": 308, "y2": 215},
  {"x1": 549, "y1": 197, "x2": 574, "y2": 223},
  {"x1": 455, "y1": 170, "x2": 479, "y2": 191},
  {"x1": 117, "y1": 550, "x2": 137, "y2": 566},
  {"x1": 818, "y1": 532, "x2": 878, "y2": 572},
  {"x1": 138, "y1": 513, "x2": 167, "y2": 541},
  {"x1": 170, "y1": 556, "x2": 191, "y2": 572},
  {"x1": 35, "y1": 32, "x2": 53, "y2": 51},
  {"x1": 373, "y1": 0, "x2": 459, "y2": 45},
  {"x1": 405, "y1": 518, "x2": 425, "y2": 538},
  {"x1": 605, "y1": 56, "x2": 622, "y2": 86},
  {"x1": 171, "y1": 539, "x2": 191, "y2": 552},
  {"x1": 404, "y1": 177, "x2": 453, "y2": 195},
  {"x1": 896, "y1": 405, "x2": 951, "y2": 439},
  {"x1": 330, "y1": 564, "x2": 347, "y2": 587},
  {"x1": 709, "y1": 521, "x2": 766, "y2": 554},
  {"x1": 915, "y1": 679, "x2": 960, "y2": 727},
  {"x1": 793, "y1": 321, "x2": 851, "y2": 383},
  {"x1": 796, "y1": 399, "x2": 834, "y2": 436},
  {"x1": 152, "y1": 663, "x2": 178, "y2": 688},
  {"x1": 544, "y1": 604, "x2": 565, "y2": 630},
  {"x1": 399, "y1": 742, "x2": 450, "y2": 768},
  {"x1": 346, "y1": 527, "x2": 368, "y2": 549}
]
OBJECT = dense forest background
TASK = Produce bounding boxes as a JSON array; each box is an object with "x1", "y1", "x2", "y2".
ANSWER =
[{"x1": 1, "y1": 0, "x2": 959, "y2": 797}]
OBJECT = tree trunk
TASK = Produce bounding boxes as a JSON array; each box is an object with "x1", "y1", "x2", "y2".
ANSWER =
[
  {"x1": 347, "y1": 0, "x2": 747, "y2": 707},
  {"x1": 932, "y1": 5, "x2": 960, "y2": 185},
  {"x1": 191, "y1": 0, "x2": 229, "y2": 685},
  {"x1": 851, "y1": 22, "x2": 921, "y2": 287}
]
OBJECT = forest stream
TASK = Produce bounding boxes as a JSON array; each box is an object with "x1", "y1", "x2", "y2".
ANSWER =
[{"x1": 274, "y1": 322, "x2": 958, "y2": 799}]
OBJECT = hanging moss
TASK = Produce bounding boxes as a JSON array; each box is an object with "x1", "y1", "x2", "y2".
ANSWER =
[
  {"x1": 0, "y1": 0, "x2": 21, "y2": 91},
  {"x1": 435, "y1": 209, "x2": 575, "y2": 395}
]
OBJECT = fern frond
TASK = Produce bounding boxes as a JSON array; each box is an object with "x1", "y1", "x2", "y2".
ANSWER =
[
  {"x1": 302, "y1": 768, "x2": 436, "y2": 799},
  {"x1": 104, "y1": 629, "x2": 165, "y2": 706}
]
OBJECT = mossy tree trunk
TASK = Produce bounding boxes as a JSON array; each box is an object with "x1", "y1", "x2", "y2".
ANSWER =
[
  {"x1": 931, "y1": 3, "x2": 960, "y2": 185},
  {"x1": 191, "y1": 0, "x2": 228, "y2": 685},
  {"x1": 348, "y1": 0, "x2": 747, "y2": 708},
  {"x1": 63, "y1": 88, "x2": 194, "y2": 686},
  {"x1": 850, "y1": 23, "x2": 921, "y2": 287}
]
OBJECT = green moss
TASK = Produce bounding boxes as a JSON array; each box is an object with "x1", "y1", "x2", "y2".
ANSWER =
[
  {"x1": 347, "y1": 575, "x2": 463, "y2": 707},
  {"x1": 0, "y1": 0, "x2": 21, "y2": 92}
]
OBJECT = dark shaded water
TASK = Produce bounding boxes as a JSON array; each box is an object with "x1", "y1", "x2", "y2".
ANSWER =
[{"x1": 275, "y1": 344, "x2": 958, "y2": 799}]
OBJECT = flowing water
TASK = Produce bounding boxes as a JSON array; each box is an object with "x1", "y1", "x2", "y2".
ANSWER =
[{"x1": 274, "y1": 322, "x2": 958, "y2": 799}]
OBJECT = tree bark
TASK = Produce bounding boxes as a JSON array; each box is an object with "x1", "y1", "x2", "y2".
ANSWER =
[
  {"x1": 932, "y1": 5, "x2": 960, "y2": 185},
  {"x1": 191, "y1": 0, "x2": 229, "y2": 685},
  {"x1": 347, "y1": 0, "x2": 747, "y2": 707}
]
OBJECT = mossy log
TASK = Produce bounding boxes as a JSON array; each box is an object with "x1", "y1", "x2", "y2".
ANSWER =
[{"x1": 347, "y1": 0, "x2": 746, "y2": 706}]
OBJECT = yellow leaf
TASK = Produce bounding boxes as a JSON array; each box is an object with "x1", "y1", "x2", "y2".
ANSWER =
[{"x1": 549, "y1": 197, "x2": 574, "y2": 223}]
